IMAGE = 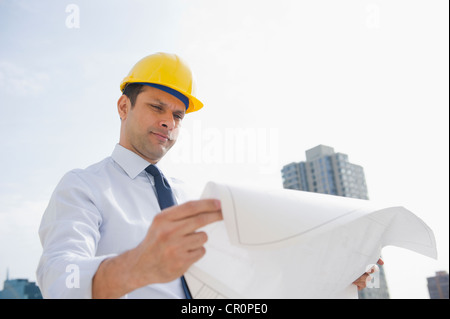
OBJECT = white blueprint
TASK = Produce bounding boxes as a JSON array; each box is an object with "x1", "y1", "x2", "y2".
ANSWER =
[{"x1": 185, "y1": 182, "x2": 437, "y2": 299}]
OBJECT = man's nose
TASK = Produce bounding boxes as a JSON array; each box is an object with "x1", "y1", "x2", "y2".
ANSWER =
[{"x1": 159, "y1": 112, "x2": 175, "y2": 130}]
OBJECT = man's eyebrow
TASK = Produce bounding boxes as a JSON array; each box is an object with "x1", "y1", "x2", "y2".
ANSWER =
[{"x1": 151, "y1": 99, "x2": 168, "y2": 107}]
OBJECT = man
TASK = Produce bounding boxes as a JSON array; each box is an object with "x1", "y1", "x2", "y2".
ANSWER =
[
  {"x1": 37, "y1": 52, "x2": 379, "y2": 299},
  {"x1": 37, "y1": 52, "x2": 222, "y2": 299}
]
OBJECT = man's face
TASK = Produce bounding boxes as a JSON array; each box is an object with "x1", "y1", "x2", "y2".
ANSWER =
[{"x1": 118, "y1": 85, "x2": 186, "y2": 164}]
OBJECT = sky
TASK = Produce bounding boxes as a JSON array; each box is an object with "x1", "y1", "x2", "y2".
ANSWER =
[{"x1": 0, "y1": 0, "x2": 448, "y2": 299}]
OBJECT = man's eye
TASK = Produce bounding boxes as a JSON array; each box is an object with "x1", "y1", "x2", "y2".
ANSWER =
[{"x1": 151, "y1": 105, "x2": 162, "y2": 111}]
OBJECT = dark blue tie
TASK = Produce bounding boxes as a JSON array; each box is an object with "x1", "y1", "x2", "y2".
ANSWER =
[{"x1": 145, "y1": 164, "x2": 192, "y2": 299}]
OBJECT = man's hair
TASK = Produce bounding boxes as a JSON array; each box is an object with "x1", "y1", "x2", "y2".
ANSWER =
[{"x1": 122, "y1": 83, "x2": 145, "y2": 107}]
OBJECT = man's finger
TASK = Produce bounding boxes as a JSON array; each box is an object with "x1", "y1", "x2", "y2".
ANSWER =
[
  {"x1": 183, "y1": 231, "x2": 209, "y2": 251},
  {"x1": 353, "y1": 273, "x2": 369, "y2": 290},
  {"x1": 366, "y1": 264, "x2": 380, "y2": 274},
  {"x1": 163, "y1": 199, "x2": 222, "y2": 221},
  {"x1": 184, "y1": 211, "x2": 223, "y2": 234},
  {"x1": 185, "y1": 246, "x2": 207, "y2": 265}
]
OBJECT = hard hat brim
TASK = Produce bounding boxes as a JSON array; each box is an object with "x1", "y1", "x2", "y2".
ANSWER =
[{"x1": 121, "y1": 80, "x2": 203, "y2": 114}]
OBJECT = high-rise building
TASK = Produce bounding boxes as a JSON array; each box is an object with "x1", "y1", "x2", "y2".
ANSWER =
[
  {"x1": 281, "y1": 145, "x2": 390, "y2": 299},
  {"x1": 282, "y1": 145, "x2": 368, "y2": 199},
  {"x1": 427, "y1": 271, "x2": 449, "y2": 299},
  {"x1": 0, "y1": 270, "x2": 42, "y2": 299}
]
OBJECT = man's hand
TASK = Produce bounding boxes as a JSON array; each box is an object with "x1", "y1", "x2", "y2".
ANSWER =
[
  {"x1": 131, "y1": 199, "x2": 223, "y2": 286},
  {"x1": 352, "y1": 258, "x2": 384, "y2": 290},
  {"x1": 92, "y1": 199, "x2": 222, "y2": 298}
]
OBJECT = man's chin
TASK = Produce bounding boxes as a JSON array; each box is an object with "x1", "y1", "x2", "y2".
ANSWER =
[{"x1": 145, "y1": 146, "x2": 172, "y2": 163}]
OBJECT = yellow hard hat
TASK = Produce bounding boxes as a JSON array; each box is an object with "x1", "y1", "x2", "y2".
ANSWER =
[{"x1": 120, "y1": 52, "x2": 203, "y2": 113}]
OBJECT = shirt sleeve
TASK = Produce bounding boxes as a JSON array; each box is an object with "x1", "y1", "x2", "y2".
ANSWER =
[{"x1": 36, "y1": 170, "x2": 117, "y2": 299}]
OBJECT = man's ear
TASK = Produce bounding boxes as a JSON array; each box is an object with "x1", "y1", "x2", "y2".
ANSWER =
[{"x1": 117, "y1": 95, "x2": 130, "y2": 120}]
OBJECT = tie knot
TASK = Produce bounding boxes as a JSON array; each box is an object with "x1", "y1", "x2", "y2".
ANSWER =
[{"x1": 145, "y1": 164, "x2": 161, "y2": 177}]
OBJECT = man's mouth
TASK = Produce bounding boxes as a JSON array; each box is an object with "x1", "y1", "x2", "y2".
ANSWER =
[{"x1": 151, "y1": 131, "x2": 171, "y2": 142}]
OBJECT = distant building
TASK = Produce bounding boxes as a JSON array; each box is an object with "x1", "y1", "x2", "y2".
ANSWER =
[
  {"x1": 427, "y1": 271, "x2": 449, "y2": 299},
  {"x1": 0, "y1": 271, "x2": 42, "y2": 299},
  {"x1": 281, "y1": 145, "x2": 390, "y2": 299},
  {"x1": 282, "y1": 145, "x2": 368, "y2": 199}
]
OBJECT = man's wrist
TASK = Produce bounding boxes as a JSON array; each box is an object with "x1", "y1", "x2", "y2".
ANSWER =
[{"x1": 92, "y1": 248, "x2": 142, "y2": 298}]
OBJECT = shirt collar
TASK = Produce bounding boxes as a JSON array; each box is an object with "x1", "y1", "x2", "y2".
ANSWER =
[{"x1": 111, "y1": 144, "x2": 152, "y2": 179}]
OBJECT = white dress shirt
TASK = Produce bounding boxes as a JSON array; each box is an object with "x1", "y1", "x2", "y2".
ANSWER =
[{"x1": 37, "y1": 144, "x2": 192, "y2": 298}]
